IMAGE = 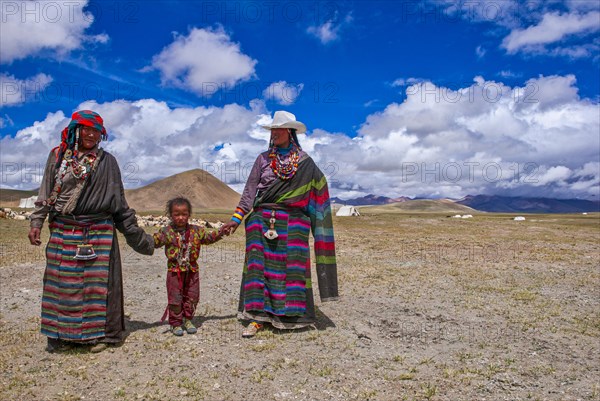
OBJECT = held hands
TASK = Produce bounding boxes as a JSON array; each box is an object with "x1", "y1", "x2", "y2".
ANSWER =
[
  {"x1": 28, "y1": 227, "x2": 42, "y2": 246},
  {"x1": 219, "y1": 221, "x2": 239, "y2": 237}
]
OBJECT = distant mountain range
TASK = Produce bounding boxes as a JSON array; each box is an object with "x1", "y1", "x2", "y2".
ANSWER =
[
  {"x1": 455, "y1": 195, "x2": 600, "y2": 213},
  {"x1": 331, "y1": 194, "x2": 411, "y2": 206},
  {"x1": 332, "y1": 194, "x2": 599, "y2": 213},
  {"x1": 2, "y1": 175, "x2": 599, "y2": 213},
  {"x1": 358, "y1": 199, "x2": 477, "y2": 214}
]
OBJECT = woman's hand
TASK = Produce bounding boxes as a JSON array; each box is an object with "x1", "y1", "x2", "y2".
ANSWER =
[
  {"x1": 28, "y1": 227, "x2": 42, "y2": 246},
  {"x1": 219, "y1": 221, "x2": 239, "y2": 236}
]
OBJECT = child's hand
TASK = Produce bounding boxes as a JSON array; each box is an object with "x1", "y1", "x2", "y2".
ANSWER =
[{"x1": 220, "y1": 221, "x2": 239, "y2": 236}]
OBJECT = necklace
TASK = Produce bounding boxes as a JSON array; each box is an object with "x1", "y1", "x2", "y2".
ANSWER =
[
  {"x1": 176, "y1": 227, "x2": 192, "y2": 267},
  {"x1": 44, "y1": 150, "x2": 98, "y2": 206},
  {"x1": 268, "y1": 146, "x2": 300, "y2": 180}
]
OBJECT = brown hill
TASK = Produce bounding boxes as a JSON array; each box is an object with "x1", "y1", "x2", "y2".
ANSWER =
[
  {"x1": 361, "y1": 199, "x2": 478, "y2": 214},
  {"x1": 0, "y1": 188, "x2": 38, "y2": 207},
  {"x1": 124, "y1": 169, "x2": 240, "y2": 212}
]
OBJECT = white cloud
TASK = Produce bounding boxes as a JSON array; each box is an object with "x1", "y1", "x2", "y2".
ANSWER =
[
  {"x1": 434, "y1": 1, "x2": 599, "y2": 59},
  {"x1": 475, "y1": 45, "x2": 486, "y2": 58},
  {"x1": 0, "y1": 99, "x2": 269, "y2": 189},
  {"x1": 262, "y1": 81, "x2": 304, "y2": 105},
  {"x1": 533, "y1": 166, "x2": 572, "y2": 186},
  {"x1": 391, "y1": 77, "x2": 424, "y2": 87},
  {"x1": 502, "y1": 11, "x2": 600, "y2": 55},
  {"x1": 566, "y1": 1, "x2": 600, "y2": 13},
  {"x1": 0, "y1": 114, "x2": 14, "y2": 129},
  {"x1": 0, "y1": 110, "x2": 69, "y2": 189},
  {"x1": 339, "y1": 75, "x2": 599, "y2": 199},
  {"x1": 545, "y1": 44, "x2": 599, "y2": 58},
  {"x1": 498, "y1": 70, "x2": 519, "y2": 78},
  {"x1": 149, "y1": 27, "x2": 257, "y2": 97},
  {"x1": 4, "y1": 76, "x2": 599, "y2": 200},
  {"x1": 0, "y1": 73, "x2": 53, "y2": 107},
  {"x1": 307, "y1": 21, "x2": 339, "y2": 44},
  {"x1": 307, "y1": 13, "x2": 353, "y2": 44},
  {"x1": 0, "y1": 0, "x2": 107, "y2": 63}
]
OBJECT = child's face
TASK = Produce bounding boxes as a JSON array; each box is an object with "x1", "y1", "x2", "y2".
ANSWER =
[{"x1": 170, "y1": 203, "x2": 190, "y2": 229}]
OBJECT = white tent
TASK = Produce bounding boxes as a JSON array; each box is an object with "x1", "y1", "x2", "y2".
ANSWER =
[
  {"x1": 336, "y1": 205, "x2": 360, "y2": 216},
  {"x1": 19, "y1": 196, "x2": 37, "y2": 208}
]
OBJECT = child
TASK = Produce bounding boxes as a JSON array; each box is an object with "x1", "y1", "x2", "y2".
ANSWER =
[{"x1": 153, "y1": 197, "x2": 222, "y2": 336}]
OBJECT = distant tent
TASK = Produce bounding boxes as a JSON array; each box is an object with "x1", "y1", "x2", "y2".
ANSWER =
[
  {"x1": 513, "y1": 216, "x2": 526, "y2": 221},
  {"x1": 450, "y1": 214, "x2": 473, "y2": 219},
  {"x1": 336, "y1": 205, "x2": 360, "y2": 216},
  {"x1": 19, "y1": 195, "x2": 37, "y2": 208}
]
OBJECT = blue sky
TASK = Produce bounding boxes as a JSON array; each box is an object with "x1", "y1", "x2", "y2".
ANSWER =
[{"x1": 1, "y1": 0, "x2": 599, "y2": 200}]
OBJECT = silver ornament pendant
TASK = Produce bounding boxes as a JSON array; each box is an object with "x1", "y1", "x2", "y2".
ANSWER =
[
  {"x1": 264, "y1": 210, "x2": 278, "y2": 240},
  {"x1": 264, "y1": 229, "x2": 278, "y2": 240}
]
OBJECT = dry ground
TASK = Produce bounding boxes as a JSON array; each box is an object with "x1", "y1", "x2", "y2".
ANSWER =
[{"x1": 1, "y1": 211, "x2": 599, "y2": 401}]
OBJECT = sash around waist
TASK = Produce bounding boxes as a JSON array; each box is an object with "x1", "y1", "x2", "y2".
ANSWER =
[
  {"x1": 54, "y1": 213, "x2": 113, "y2": 226},
  {"x1": 254, "y1": 204, "x2": 306, "y2": 217}
]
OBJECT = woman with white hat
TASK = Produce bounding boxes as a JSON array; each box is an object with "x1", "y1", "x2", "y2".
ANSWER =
[{"x1": 220, "y1": 111, "x2": 338, "y2": 337}]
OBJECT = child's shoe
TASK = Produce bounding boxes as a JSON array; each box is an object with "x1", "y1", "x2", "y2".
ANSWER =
[
  {"x1": 183, "y1": 319, "x2": 197, "y2": 334},
  {"x1": 171, "y1": 326, "x2": 184, "y2": 336}
]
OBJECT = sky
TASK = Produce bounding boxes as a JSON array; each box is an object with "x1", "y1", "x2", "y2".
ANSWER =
[{"x1": 1, "y1": 0, "x2": 599, "y2": 200}]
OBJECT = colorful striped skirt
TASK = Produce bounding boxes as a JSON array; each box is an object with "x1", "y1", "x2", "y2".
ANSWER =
[
  {"x1": 238, "y1": 206, "x2": 317, "y2": 328},
  {"x1": 41, "y1": 216, "x2": 114, "y2": 341}
]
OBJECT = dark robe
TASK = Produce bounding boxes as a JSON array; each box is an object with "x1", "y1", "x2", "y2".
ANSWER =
[{"x1": 31, "y1": 149, "x2": 154, "y2": 343}]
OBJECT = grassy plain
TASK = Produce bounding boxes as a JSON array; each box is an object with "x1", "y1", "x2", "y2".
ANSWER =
[{"x1": 1, "y1": 211, "x2": 599, "y2": 400}]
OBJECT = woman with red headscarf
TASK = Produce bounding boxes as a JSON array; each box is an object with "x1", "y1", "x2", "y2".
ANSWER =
[{"x1": 28, "y1": 110, "x2": 154, "y2": 353}]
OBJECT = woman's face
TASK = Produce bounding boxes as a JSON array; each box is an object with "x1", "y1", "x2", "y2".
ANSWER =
[
  {"x1": 271, "y1": 128, "x2": 291, "y2": 148},
  {"x1": 170, "y1": 203, "x2": 190, "y2": 229},
  {"x1": 79, "y1": 126, "x2": 101, "y2": 151}
]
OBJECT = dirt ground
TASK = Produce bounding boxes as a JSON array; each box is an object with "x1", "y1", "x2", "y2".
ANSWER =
[{"x1": 1, "y1": 212, "x2": 599, "y2": 401}]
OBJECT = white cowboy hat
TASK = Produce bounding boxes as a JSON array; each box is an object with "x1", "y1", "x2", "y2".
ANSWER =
[{"x1": 261, "y1": 111, "x2": 306, "y2": 134}]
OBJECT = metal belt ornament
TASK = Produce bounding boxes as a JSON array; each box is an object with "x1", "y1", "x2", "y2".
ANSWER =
[
  {"x1": 74, "y1": 225, "x2": 97, "y2": 260},
  {"x1": 264, "y1": 210, "x2": 278, "y2": 240}
]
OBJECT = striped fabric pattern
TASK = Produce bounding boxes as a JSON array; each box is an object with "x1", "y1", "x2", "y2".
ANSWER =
[
  {"x1": 41, "y1": 218, "x2": 114, "y2": 341},
  {"x1": 238, "y1": 155, "x2": 337, "y2": 322},
  {"x1": 276, "y1": 174, "x2": 337, "y2": 272},
  {"x1": 253, "y1": 156, "x2": 338, "y2": 301},
  {"x1": 243, "y1": 208, "x2": 311, "y2": 315}
]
